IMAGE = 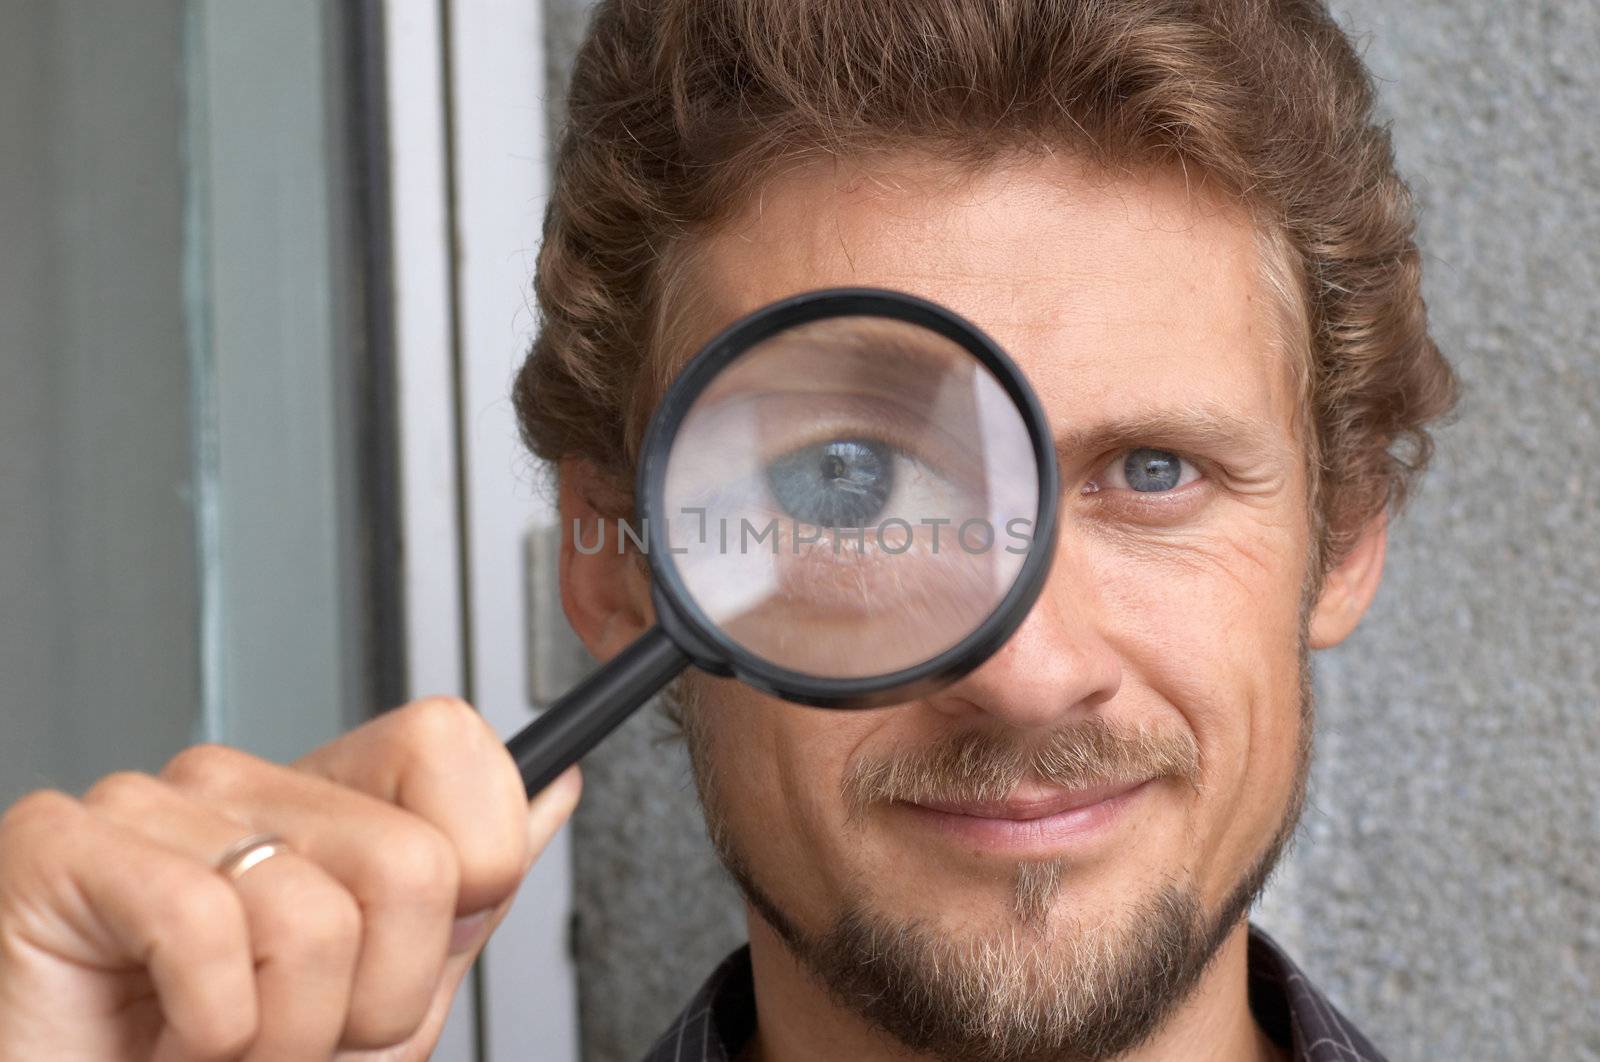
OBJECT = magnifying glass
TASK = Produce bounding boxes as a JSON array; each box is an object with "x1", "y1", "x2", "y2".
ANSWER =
[{"x1": 507, "y1": 288, "x2": 1058, "y2": 795}]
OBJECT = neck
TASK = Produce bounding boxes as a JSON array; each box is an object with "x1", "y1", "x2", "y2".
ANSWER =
[{"x1": 742, "y1": 911, "x2": 1284, "y2": 1062}]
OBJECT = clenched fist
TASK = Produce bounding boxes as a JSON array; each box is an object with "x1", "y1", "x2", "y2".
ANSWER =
[{"x1": 0, "y1": 697, "x2": 582, "y2": 1060}]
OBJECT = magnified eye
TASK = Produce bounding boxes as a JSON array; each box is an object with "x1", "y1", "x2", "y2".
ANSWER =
[
  {"x1": 765, "y1": 437, "x2": 896, "y2": 528},
  {"x1": 1098, "y1": 447, "x2": 1198, "y2": 493}
]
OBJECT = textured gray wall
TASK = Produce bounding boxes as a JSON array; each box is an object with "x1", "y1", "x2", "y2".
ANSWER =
[
  {"x1": 1255, "y1": 3, "x2": 1600, "y2": 1059},
  {"x1": 562, "y1": 3, "x2": 1600, "y2": 1060}
]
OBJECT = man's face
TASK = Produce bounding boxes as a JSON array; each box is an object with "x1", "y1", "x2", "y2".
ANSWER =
[{"x1": 575, "y1": 151, "x2": 1347, "y2": 1059}]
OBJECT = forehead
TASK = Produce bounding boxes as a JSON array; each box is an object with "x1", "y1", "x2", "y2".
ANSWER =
[{"x1": 677, "y1": 151, "x2": 1299, "y2": 444}]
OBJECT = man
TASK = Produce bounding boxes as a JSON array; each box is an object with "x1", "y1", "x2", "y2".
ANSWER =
[
  {"x1": 0, "y1": 1, "x2": 1455, "y2": 1060},
  {"x1": 521, "y1": 2, "x2": 1454, "y2": 1059}
]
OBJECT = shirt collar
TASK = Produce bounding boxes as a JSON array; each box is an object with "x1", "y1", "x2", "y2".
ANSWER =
[{"x1": 640, "y1": 924, "x2": 1387, "y2": 1062}]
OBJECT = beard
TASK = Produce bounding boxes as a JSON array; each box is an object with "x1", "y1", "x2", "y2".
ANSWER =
[{"x1": 670, "y1": 630, "x2": 1314, "y2": 1062}]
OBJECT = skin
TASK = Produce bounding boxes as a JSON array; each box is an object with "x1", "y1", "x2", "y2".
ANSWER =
[{"x1": 562, "y1": 151, "x2": 1388, "y2": 1062}]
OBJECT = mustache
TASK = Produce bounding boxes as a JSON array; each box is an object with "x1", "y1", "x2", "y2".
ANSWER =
[{"x1": 842, "y1": 716, "x2": 1201, "y2": 817}]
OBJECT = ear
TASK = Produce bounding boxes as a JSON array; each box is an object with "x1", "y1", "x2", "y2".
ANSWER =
[
  {"x1": 557, "y1": 458, "x2": 654, "y2": 662},
  {"x1": 1307, "y1": 511, "x2": 1389, "y2": 649}
]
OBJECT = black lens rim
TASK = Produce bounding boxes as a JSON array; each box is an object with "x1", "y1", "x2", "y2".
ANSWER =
[{"x1": 638, "y1": 287, "x2": 1059, "y2": 709}]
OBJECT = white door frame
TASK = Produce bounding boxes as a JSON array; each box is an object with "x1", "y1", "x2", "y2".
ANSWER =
[{"x1": 385, "y1": 1, "x2": 579, "y2": 1058}]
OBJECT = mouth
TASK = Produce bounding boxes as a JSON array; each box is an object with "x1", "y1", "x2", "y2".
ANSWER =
[{"x1": 894, "y1": 778, "x2": 1152, "y2": 855}]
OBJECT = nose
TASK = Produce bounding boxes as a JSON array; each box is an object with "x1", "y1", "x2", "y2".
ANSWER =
[{"x1": 925, "y1": 552, "x2": 1122, "y2": 729}]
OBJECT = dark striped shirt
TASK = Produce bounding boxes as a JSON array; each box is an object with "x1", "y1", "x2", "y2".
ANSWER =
[{"x1": 641, "y1": 925, "x2": 1385, "y2": 1061}]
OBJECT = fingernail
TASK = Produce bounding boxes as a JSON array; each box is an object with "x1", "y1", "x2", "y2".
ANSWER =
[
  {"x1": 548, "y1": 765, "x2": 583, "y2": 803},
  {"x1": 448, "y1": 910, "x2": 491, "y2": 955},
  {"x1": 525, "y1": 766, "x2": 582, "y2": 858}
]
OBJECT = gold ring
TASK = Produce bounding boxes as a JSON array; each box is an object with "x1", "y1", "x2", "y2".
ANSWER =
[{"x1": 213, "y1": 833, "x2": 290, "y2": 881}]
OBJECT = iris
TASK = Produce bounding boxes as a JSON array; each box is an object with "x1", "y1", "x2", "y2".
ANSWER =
[
  {"x1": 766, "y1": 438, "x2": 895, "y2": 528},
  {"x1": 1124, "y1": 448, "x2": 1183, "y2": 492}
]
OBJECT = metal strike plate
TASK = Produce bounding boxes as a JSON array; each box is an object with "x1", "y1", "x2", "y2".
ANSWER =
[{"x1": 524, "y1": 523, "x2": 594, "y2": 709}]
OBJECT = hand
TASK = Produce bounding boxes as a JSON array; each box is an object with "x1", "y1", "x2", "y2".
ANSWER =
[{"x1": 0, "y1": 697, "x2": 582, "y2": 1061}]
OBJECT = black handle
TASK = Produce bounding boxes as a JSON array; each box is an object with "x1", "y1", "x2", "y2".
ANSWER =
[{"x1": 507, "y1": 625, "x2": 690, "y2": 795}]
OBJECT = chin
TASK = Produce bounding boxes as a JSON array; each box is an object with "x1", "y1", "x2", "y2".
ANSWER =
[{"x1": 852, "y1": 851, "x2": 1151, "y2": 942}]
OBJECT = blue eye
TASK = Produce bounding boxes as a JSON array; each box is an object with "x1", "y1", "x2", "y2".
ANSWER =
[
  {"x1": 765, "y1": 438, "x2": 896, "y2": 527},
  {"x1": 1123, "y1": 448, "x2": 1184, "y2": 492}
]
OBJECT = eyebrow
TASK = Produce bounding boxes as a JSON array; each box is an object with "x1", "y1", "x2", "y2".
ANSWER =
[
  {"x1": 1052, "y1": 406, "x2": 1285, "y2": 466},
  {"x1": 695, "y1": 319, "x2": 974, "y2": 407},
  {"x1": 771, "y1": 320, "x2": 972, "y2": 375}
]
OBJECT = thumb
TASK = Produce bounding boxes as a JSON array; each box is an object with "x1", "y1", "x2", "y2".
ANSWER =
[{"x1": 525, "y1": 765, "x2": 584, "y2": 868}]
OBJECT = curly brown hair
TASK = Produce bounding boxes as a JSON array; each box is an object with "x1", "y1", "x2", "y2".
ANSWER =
[{"x1": 513, "y1": 0, "x2": 1458, "y2": 572}]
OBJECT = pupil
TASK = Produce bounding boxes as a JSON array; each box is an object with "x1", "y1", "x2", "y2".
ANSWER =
[
  {"x1": 1124, "y1": 448, "x2": 1181, "y2": 492},
  {"x1": 766, "y1": 438, "x2": 895, "y2": 528}
]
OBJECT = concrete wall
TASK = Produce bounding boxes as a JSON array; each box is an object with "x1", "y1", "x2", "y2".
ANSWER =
[
  {"x1": 1255, "y1": 4, "x2": 1600, "y2": 1059},
  {"x1": 560, "y1": 3, "x2": 1600, "y2": 1060}
]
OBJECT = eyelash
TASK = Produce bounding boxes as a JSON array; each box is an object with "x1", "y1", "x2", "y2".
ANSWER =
[{"x1": 1079, "y1": 449, "x2": 1210, "y2": 521}]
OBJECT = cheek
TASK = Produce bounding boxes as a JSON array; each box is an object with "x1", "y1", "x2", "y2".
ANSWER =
[
  {"x1": 1084, "y1": 521, "x2": 1308, "y2": 876},
  {"x1": 693, "y1": 680, "x2": 883, "y2": 918},
  {"x1": 1086, "y1": 517, "x2": 1306, "y2": 695}
]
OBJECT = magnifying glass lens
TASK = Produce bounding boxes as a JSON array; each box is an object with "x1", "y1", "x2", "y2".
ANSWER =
[
  {"x1": 660, "y1": 315, "x2": 1040, "y2": 680},
  {"x1": 509, "y1": 291, "x2": 1055, "y2": 795}
]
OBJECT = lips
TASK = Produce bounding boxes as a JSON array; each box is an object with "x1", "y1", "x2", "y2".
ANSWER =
[
  {"x1": 909, "y1": 779, "x2": 1147, "y2": 820},
  {"x1": 895, "y1": 778, "x2": 1153, "y2": 854}
]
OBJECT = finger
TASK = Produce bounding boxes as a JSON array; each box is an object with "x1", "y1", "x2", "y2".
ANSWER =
[
  {"x1": 84, "y1": 773, "x2": 361, "y2": 1060},
  {"x1": 344, "y1": 798, "x2": 566, "y2": 1062},
  {"x1": 338, "y1": 921, "x2": 489, "y2": 1062},
  {"x1": 335, "y1": 766, "x2": 582, "y2": 1061},
  {"x1": 160, "y1": 745, "x2": 459, "y2": 1049},
  {"x1": 441, "y1": 764, "x2": 582, "y2": 966},
  {"x1": 0, "y1": 790, "x2": 257, "y2": 1060},
  {"x1": 527, "y1": 765, "x2": 583, "y2": 855},
  {"x1": 294, "y1": 698, "x2": 533, "y2": 912}
]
